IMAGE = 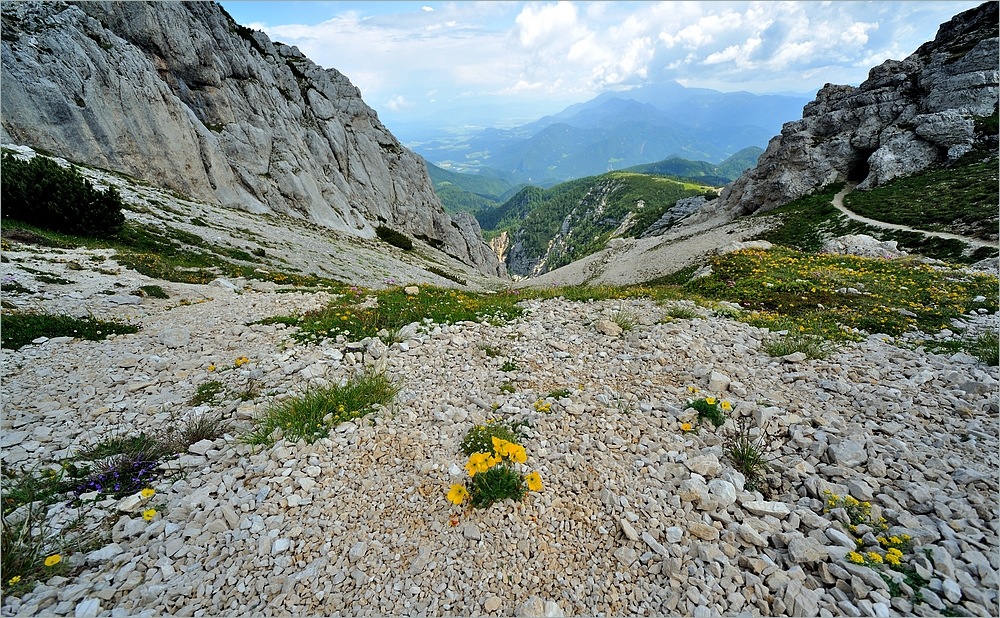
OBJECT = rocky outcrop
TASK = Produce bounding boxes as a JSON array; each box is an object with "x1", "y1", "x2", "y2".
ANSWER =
[
  {"x1": 640, "y1": 196, "x2": 710, "y2": 238},
  {"x1": 715, "y1": 2, "x2": 998, "y2": 217},
  {"x1": 0, "y1": 1, "x2": 503, "y2": 276}
]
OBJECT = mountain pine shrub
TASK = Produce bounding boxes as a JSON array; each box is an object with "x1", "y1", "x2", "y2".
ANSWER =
[
  {"x1": 1, "y1": 152, "x2": 125, "y2": 236},
  {"x1": 375, "y1": 225, "x2": 413, "y2": 251}
]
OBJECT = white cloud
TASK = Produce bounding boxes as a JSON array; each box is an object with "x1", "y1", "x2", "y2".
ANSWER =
[
  {"x1": 384, "y1": 95, "x2": 414, "y2": 111},
  {"x1": 230, "y1": 0, "x2": 985, "y2": 121}
]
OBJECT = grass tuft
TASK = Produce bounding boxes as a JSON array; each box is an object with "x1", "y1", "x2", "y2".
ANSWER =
[
  {"x1": 762, "y1": 333, "x2": 834, "y2": 359},
  {"x1": 243, "y1": 371, "x2": 400, "y2": 447}
]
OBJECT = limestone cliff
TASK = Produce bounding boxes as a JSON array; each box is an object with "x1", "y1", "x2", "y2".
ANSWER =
[
  {"x1": 714, "y1": 1, "x2": 998, "y2": 217},
  {"x1": 0, "y1": 1, "x2": 504, "y2": 277}
]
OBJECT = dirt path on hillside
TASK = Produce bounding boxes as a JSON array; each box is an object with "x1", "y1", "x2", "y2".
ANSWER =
[{"x1": 832, "y1": 183, "x2": 999, "y2": 249}]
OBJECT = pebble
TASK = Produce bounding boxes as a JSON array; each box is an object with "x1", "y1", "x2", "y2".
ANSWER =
[{"x1": 1, "y1": 250, "x2": 997, "y2": 618}]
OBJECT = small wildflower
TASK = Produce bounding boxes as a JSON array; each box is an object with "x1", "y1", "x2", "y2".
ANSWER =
[
  {"x1": 140, "y1": 488, "x2": 155, "y2": 499},
  {"x1": 207, "y1": 364, "x2": 216, "y2": 372},
  {"x1": 142, "y1": 508, "x2": 157, "y2": 521},
  {"x1": 680, "y1": 422, "x2": 693, "y2": 432},
  {"x1": 886, "y1": 552, "x2": 902, "y2": 566},
  {"x1": 525, "y1": 471, "x2": 543, "y2": 492},
  {"x1": 847, "y1": 551, "x2": 865, "y2": 565},
  {"x1": 867, "y1": 552, "x2": 884, "y2": 564},
  {"x1": 446, "y1": 484, "x2": 469, "y2": 505},
  {"x1": 44, "y1": 554, "x2": 62, "y2": 567},
  {"x1": 705, "y1": 396, "x2": 716, "y2": 405},
  {"x1": 720, "y1": 400, "x2": 732, "y2": 411},
  {"x1": 8, "y1": 576, "x2": 21, "y2": 585}
]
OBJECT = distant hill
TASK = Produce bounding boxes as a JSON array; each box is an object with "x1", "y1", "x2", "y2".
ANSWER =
[
  {"x1": 410, "y1": 81, "x2": 808, "y2": 186},
  {"x1": 428, "y1": 150, "x2": 756, "y2": 216},
  {"x1": 624, "y1": 147, "x2": 764, "y2": 185},
  {"x1": 479, "y1": 172, "x2": 715, "y2": 277},
  {"x1": 424, "y1": 161, "x2": 524, "y2": 215}
]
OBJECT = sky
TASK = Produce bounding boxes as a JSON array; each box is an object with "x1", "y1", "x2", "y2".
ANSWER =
[{"x1": 218, "y1": 1, "x2": 985, "y2": 130}]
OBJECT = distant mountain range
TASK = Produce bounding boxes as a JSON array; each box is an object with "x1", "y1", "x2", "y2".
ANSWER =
[{"x1": 413, "y1": 81, "x2": 808, "y2": 187}]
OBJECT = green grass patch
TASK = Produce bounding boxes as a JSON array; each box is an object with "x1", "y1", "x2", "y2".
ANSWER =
[
  {"x1": 762, "y1": 333, "x2": 834, "y2": 359},
  {"x1": 188, "y1": 380, "x2": 225, "y2": 406},
  {"x1": 685, "y1": 246, "x2": 998, "y2": 341},
  {"x1": 1, "y1": 312, "x2": 138, "y2": 349},
  {"x1": 753, "y1": 184, "x2": 845, "y2": 252},
  {"x1": 134, "y1": 285, "x2": 169, "y2": 299},
  {"x1": 843, "y1": 160, "x2": 998, "y2": 240},
  {"x1": 260, "y1": 285, "x2": 524, "y2": 344},
  {"x1": 243, "y1": 371, "x2": 400, "y2": 447},
  {"x1": 662, "y1": 305, "x2": 702, "y2": 320}
]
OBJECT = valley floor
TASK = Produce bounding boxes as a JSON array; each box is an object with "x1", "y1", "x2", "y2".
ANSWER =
[{"x1": 1, "y1": 244, "x2": 998, "y2": 618}]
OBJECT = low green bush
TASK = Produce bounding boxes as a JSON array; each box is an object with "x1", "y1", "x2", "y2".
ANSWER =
[
  {"x1": 1, "y1": 152, "x2": 125, "y2": 236},
  {"x1": 375, "y1": 225, "x2": 413, "y2": 251}
]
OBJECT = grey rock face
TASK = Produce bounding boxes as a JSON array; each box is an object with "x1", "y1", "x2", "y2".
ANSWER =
[
  {"x1": 714, "y1": 2, "x2": 998, "y2": 216},
  {"x1": 0, "y1": 1, "x2": 502, "y2": 276}
]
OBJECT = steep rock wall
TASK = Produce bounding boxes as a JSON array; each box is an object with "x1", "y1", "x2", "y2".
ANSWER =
[
  {"x1": 714, "y1": 2, "x2": 998, "y2": 217},
  {"x1": 0, "y1": 1, "x2": 504, "y2": 276}
]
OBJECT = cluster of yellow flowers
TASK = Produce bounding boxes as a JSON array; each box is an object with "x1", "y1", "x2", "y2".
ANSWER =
[
  {"x1": 829, "y1": 494, "x2": 912, "y2": 572},
  {"x1": 234, "y1": 356, "x2": 250, "y2": 367},
  {"x1": 533, "y1": 400, "x2": 552, "y2": 413},
  {"x1": 447, "y1": 436, "x2": 542, "y2": 507}
]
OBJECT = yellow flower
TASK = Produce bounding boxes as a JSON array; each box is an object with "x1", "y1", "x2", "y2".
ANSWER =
[
  {"x1": 887, "y1": 548, "x2": 903, "y2": 558},
  {"x1": 44, "y1": 554, "x2": 61, "y2": 567},
  {"x1": 234, "y1": 356, "x2": 250, "y2": 367},
  {"x1": 446, "y1": 484, "x2": 469, "y2": 505},
  {"x1": 525, "y1": 471, "x2": 543, "y2": 492},
  {"x1": 720, "y1": 400, "x2": 732, "y2": 411},
  {"x1": 687, "y1": 386, "x2": 698, "y2": 393},
  {"x1": 142, "y1": 509, "x2": 157, "y2": 521},
  {"x1": 492, "y1": 436, "x2": 510, "y2": 456},
  {"x1": 886, "y1": 553, "x2": 901, "y2": 566},
  {"x1": 705, "y1": 397, "x2": 716, "y2": 405},
  {"x1": 889, "y1": 536, "x2": 902, "y2": 545},
  {"x1": 867, "y1": 552, "x2": 883, "y2": 564},
  {"x1": 8, "y1": 575, "x2": 21, "y2": 585},
  {"x1": 680, "y1": 422, "x2": 693, "y2": 432},
  {"x1": 846, "y1": 552, "x2": 865, "y2": 565},
  {"x1": 207, "y1": 364, "x2": 216, "y2": 372},
  {"x1": 507, "y1": 444, "x2": 527, "y2": 464},
  {"x1": 465, "y1": 452, "x2": 494, "y2": 476},
  {"x1": 140, "y1": 488, "x2": 155, "y2": 499}
]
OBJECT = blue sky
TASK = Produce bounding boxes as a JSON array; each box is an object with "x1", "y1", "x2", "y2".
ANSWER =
[{"x1": 219, "y1": 1, "x2": 985, "y2": 128}]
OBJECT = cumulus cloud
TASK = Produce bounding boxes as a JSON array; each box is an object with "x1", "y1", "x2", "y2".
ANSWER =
[
  {"x1": 227, "y1": 0, "x2": 984, "y2": 117},
  {"x1": 384, "y1": 95, "x2": 415, "y2": 112}
]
